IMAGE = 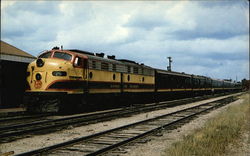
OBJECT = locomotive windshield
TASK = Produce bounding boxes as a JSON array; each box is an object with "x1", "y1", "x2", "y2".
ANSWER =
[
  {"x1": 39, "y1": 52, "x2": 52, "y2": 58},
  {"x1": 53, "y1": 52, "x2": 72, "y2": 61}
]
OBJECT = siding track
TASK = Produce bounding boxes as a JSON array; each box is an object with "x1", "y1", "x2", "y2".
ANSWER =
[
  {"x1": 16, "y1": 95, "x2": 238, "y2": 156},
  {"x1": 0, "y1": 93, "x2": 236, "y2": 142}
]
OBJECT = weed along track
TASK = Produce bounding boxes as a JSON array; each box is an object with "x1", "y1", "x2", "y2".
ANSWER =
[{"x1": 16, "y1": 95, "x2": 238, "y2": 156}]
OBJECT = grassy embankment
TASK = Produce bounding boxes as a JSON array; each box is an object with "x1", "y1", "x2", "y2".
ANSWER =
[{"x1": 164, "y1": 93, "x2": 250, "y2": 156}]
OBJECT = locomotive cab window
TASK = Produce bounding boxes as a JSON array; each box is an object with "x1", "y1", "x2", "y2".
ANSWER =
[
  {"x1": 53, "y1": 52, "x2": 72, "y2": 61},
  {"x1": 74, "y1": 57, "x2": 83, "y2": 67},
  {"x1": 39, "y1": 52, "x2": 52, "y2": 58}
]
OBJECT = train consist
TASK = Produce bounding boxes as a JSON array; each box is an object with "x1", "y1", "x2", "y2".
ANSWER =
[{"x1": 25, "y1": 47, "x2": 241, "y2": 112}]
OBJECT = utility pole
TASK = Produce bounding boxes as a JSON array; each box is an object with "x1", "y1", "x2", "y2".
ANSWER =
[{"x1": 167, "y1": 57, "x2": 172, "y2": 71}]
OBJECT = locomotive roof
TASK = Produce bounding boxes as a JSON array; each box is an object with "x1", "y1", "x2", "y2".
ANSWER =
[
  {"x1": 87, "y1": 54, "x2": 123, "y2": 64},
  {"x1": 157, "y1": 69, "x2": 236, "y2": 84},
  {"x1": 67, "y1": 49, "x2": 153, "y2": 69},
  {"x1": 41, "y1": 48, "x2": 153, "y2": 70},
  {"x1": 156, "y1": 69, "x2": 192, "y2": 78},
  {"x1": 43, "y1": 48, "x2": 236, "y2": 83},
  {"x1": 156, "y1": 69, "x2": 221, "y2": 81},
  {"x1": 68, "y1": 49, "x2": 95, "y2": 56}
]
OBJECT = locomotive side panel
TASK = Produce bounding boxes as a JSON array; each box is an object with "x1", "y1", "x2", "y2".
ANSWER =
[
  {"x1": 87, "y1": 57, "x2": 122, "y2": 94},
  {"x1": 88, "y1": 70, "x2": 121, "y2": 93},
  {"x1": 122, "y1": 73, "x2": 155, "y2": 93},
  {"x1": 156, "y1": 70, "x2": 192, "y2": 91},
  {"x1": 155, "y1": 70, "x2": 193, "y2": 101}
]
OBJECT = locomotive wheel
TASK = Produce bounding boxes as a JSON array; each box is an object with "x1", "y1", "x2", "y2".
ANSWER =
[{"x1": 24, "y1": 96, "x2": 60, "y2": 113}]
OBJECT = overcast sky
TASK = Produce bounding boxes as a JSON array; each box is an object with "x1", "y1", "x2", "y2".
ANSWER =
[{"x1": 1, "y1": 1, "x2": 249, "y2": 81}]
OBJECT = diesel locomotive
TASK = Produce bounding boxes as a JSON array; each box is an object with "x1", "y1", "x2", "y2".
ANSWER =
[{"x1": 25, "y1": 47, "x2": 241, "y2": 112}]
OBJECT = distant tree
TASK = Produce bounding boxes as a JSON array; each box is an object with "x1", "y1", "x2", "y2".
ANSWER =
[{"x1": 241, "y1": 79, "x2": 250, "y2": 91}]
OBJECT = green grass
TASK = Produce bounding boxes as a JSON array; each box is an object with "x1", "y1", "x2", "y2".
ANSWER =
[{"x1": 163, "y1": 93, "x2": 250, "y2": 156}]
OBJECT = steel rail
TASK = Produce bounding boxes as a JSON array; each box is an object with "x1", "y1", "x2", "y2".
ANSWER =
[
  {"x1": 15, "y1": 96, "x2": 236, "y2": 156},
  {"x1": 0, "y1": 93, "x2": 236, "y2": 141},
  {"x1": 0, "y1": 93, "x2": 218, "y2": 131},
  {"x1": 0, "y1": 113, "x2": 54, "y2": 123}
]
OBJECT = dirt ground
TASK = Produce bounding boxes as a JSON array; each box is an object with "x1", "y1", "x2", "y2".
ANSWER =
[
  {"x1": 223, "y1": 131, "x2": 250, "y2": 156},
  {"x1": 0, "y1": 94, "x2": 246, "y2": 155},
  {"x1": 122, "y1": 97, "x2": 250, "y2": 156}
]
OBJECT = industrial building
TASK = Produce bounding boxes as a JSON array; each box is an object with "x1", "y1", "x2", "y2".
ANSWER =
[{"x1": 0, "y1": 40, "x2": 36, "y2": 108}]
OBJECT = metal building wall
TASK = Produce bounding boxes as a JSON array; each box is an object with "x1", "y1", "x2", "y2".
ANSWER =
[{"x1": 0, "y1": 60, "x2": 28, "y2": 108}]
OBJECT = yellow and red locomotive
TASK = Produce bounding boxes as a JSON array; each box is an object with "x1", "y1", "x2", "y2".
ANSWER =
[
  {"x1": 25, "y1": 47, "x2": 155, "y2": 112},
  {"x1": 25, "y1": 47, "x2": 241, "y2": 113}
]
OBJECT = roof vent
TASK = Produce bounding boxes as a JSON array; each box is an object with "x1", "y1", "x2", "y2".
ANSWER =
[
  {"x1": 52, "y1": 46, "x2": 60, "y2": 50},
  {"x1": 107, "y1": 55, "x2": 116, "y2": 59},
  {"x1": 68, "y1": 49, "x2": 95, "y2": 56},
  {"x1": 119, "y1": 59, "x2": 137, "y2": 64},
  {"x1": 96, "y1": 53, "x2": 105, "y2": 58}
]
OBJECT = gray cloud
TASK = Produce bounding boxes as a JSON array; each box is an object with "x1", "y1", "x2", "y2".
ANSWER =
[
  {"x1": 5, "y1": 1, "x2": 60, "y2": 15},
  {"x1": 124, "y1": 16, "x2": 168, "y2": 31},
  {"x1": 200, "y1": 0, "x2": 249, "y2": 8},
  {"x1": 172, "y1": 31, "x2": 247, "y2": 40},
  {"x1": 1, "y1": 1, "x2": 249, "y2": 80},
  {"x1": 171, "y1": 2, "x2": 249, "y2": 40}
]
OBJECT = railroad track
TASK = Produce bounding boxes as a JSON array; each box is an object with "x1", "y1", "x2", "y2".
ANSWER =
[
  {"x1": 0, "y1": 113, "x2": 55, "y2": 126},
  {"x1": 0, "y1": 93, "x2": 238, "y2": 143},
  {"x1": 16, "y1": 95, "x2": 237, "y2": 156}
]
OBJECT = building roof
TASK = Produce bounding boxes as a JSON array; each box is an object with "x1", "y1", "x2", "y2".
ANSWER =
[{"x1": 0, "y1": 40, "x2": 36, "y2": 63}]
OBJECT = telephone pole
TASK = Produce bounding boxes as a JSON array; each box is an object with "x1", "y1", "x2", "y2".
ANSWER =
[{"x1": 167, "y1": 57, "x2": 172, "y2": 71}]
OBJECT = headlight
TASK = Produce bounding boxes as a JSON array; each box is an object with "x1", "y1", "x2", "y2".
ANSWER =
[
  {"x1": 52, "y1": 71, "x2": 67, "y2": 76},
  {"x1": 36, "y1": 58, "x2": 44, "y2": 67},
  {"x1": 35, "y1": 73, "x2": 42, "y2": 80}
]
